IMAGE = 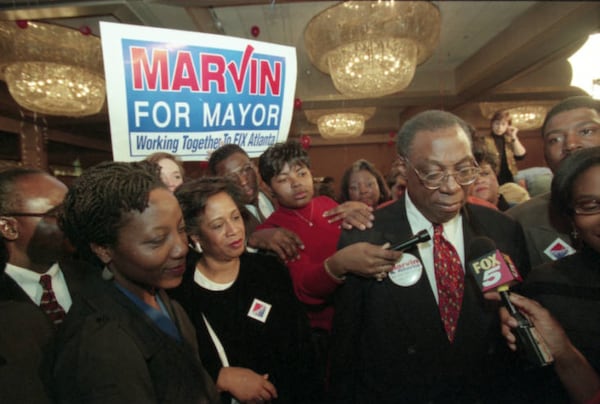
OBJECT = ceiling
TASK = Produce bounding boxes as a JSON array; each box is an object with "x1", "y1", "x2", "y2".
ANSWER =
[{"x1": 0, "y1": 0, "x2": 598, "y2": 155}]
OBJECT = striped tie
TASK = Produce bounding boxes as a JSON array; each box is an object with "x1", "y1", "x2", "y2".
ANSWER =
[
  {"x1": 39, "y1": 274, "x2": 66, "y2": 326},
  {"x1": 433, "y1": 225, "x2": 464, "y2": 342}
]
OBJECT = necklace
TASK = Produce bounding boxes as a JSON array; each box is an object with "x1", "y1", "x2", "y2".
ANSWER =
[{"x1": 292, "y1": 204, "x2": 314, "y2": 227}]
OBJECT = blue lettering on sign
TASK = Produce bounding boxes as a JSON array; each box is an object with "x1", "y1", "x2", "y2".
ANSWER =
[{"x1": 122, "y1": 40, "x2": 286, "y2": 133}]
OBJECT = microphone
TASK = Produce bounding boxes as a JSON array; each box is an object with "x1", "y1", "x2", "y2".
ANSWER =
[
  {"x1": 467, "y1": 237, "x2": 553, "y2": 367},
  {"x1": 389, "y1": 229, "x2": 431, "y2": 251}
]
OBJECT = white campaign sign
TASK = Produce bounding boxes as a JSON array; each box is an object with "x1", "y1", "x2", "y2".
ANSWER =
[{"x1": 100, "y1": 21, "x2": 297, "y2": 161}]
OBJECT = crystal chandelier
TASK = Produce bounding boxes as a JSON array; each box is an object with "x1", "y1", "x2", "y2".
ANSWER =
[
  {"x1": 304, "y1": 1, "x2": 440, "y2": 98},
  {"x1": 305, "y1": 108, "x2": 375, "y2": 139},
  {"x1": 0, "y1": 21, "x2": 105, "y2": 117},
  {"x1": 479, "y1": 102, "x2": 555, "y2": 131},
  {"x1": 568, "y1": 32, "x2": 600, "y2": 100}
]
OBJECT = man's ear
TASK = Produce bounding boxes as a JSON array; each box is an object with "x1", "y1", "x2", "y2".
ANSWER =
[
  {"x1": 90, "y1": 243, "x2": 112, "y2": 265},
  {"x1": 0, "y1": 217, "x2": 18, "y2": 241},
  {"x1": 396, "y1": 155, "x2": 409, "y2": 178}
]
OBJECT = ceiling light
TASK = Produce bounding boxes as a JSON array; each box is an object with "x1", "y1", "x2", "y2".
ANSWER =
[
  {"x1": 479, "y1": 102, "x2": 555, "y2": 131},
  {"x1": 305, "y1": 108, "x2": 375, "y2": 139},
  {"x1": 0, "y1": 21, "x2": 105, "y2": 117},
  {"x1": 568, "y1": 32, "x2": 600, "y2": 100},
  {"x1": 304, "y1": 1, "x2": 440, "y2": 98}
]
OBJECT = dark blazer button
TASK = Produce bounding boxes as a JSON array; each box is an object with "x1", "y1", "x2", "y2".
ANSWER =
[{"x1": 407, "y1": 345, "x2": 417, "y2": 354}]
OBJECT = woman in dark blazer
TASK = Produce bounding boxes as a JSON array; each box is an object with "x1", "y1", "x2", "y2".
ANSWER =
[
  {"x1": 52, "y1": 161, "x2": 219, "y2": 404},
  {"x1": 172, "y1": 177, "x2": 320, "y2": 403}
]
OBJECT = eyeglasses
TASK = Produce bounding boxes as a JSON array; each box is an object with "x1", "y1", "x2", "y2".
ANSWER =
[
  {"x1": 477, "y1": 168, "x2": 495, "y2": 178},
  {"x1": 407, "y1": 160, "x2": 480, "y2": 190},
  {"x1": 1, "y1": 205, "x2": 63, "y2": 219},
  {"x1": 225, "y1": 163, "x2": 255, "y2": 180},
  {"x1": 573, "y1": 199, "x2": 600, "y2": 216}
]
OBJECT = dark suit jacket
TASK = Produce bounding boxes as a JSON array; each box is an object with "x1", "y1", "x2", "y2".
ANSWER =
[
  {"x1": 52, "y1": 274, "x2": 219, "y2": 404},
  {"x1": 0, "y1": 259, "x2": 96, "y2": 404},
  {"x1": 515, "y1": 246, "x2": 600, "y2": 403},
  {"x1": 329, "y1": 200, "x2": 530, "y2": 404}
]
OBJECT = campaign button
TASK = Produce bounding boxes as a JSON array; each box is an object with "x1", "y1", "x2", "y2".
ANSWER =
[
  {"x1": 389, "y1": 253, "x2": 423, "y2": 287},
  {"x1": 543, "y1": 238, "x2": 576, "y2": 260},
  {"x1": 247, "y1": 298, "x2": 272, "y2": 323}
]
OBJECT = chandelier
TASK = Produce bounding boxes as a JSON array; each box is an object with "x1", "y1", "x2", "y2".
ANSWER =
[
  {"x1": 479, "y1": 102, "x2": 556, "y2": 131},
  {"x1": 304, "y1": 1, "x2": 440, "y2": 98},
  {"x1": 568, "y1": 32, "x2": 600, "y2": 100},
  {"x1": 305, "y1": 108, "x2": 375, "y2": 139},
  {"x1": 0, "y1": 21, "x2": 105, "y2": 117}
]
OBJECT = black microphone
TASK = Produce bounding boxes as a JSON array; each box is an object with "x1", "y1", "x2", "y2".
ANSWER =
[
  {"x1": 467, "y1": 236, "x2": 553, "y2": 367},
  {"x1": 389, "y1": 229, "x2": 430, "y2": 251}
]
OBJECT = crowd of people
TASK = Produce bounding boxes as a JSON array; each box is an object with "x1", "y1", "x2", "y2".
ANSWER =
[{"x1": 1, "y1": 95, "x2": 599, "y2": 403}]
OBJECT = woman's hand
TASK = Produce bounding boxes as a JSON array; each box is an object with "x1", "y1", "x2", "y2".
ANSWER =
[
  {"x1": 216, "y1": 367, "x2": 278, "y2": 403},
  {"x1": 507, "y1": 125, "x2": 519, "y2": 141}
]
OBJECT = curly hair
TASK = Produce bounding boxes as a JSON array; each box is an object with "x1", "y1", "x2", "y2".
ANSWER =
[
  {"x1": 258, "y1": 141, "x2": 310, "y2": 185},
  {"x1": 396, "y1": 110, "x2": 472, "y2": 158},
  {"x1": 339, "y1": 159, "x2": 391, "y2": 205},
  {"x1": 175, "y1": 176, "x2": 247, "y2": 239},
  {"x1": 60, "y1": 161, "x2": 164, "y2": 267},
  {"x1": 473, "y1": 149, "x2": 500, "y2": 176}
]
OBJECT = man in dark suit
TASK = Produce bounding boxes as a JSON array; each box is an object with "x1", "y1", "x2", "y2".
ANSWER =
[
  {"x1": 507, "y1": 96, "x2": 600, "y2": 268},
  {"x1": 330, "y1": 110, "x2": 531, "y2": 403},
  {"x1": 0, "y1": 167, "x2": 92, "y2": 403}
]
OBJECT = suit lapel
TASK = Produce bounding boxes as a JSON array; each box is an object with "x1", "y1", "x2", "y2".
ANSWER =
[
  {"x1": 453, "y1": 204, "x2": 497, "y2": 343},
  {"x1": 0, "y1": 272, "x2": 36, "y2": 304},
  {"x1": 379, "y1": 200, "x2": 448, "y2": 345}
]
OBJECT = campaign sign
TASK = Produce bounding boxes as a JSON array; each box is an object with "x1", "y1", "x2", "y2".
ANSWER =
[{"x1": 100, "y1": 22, "x2": 297, "y2": 161}]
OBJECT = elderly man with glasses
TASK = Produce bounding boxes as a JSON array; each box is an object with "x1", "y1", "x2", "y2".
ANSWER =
[{"x1": 329, "y1": 110, "x2": 531, "y2": 404}]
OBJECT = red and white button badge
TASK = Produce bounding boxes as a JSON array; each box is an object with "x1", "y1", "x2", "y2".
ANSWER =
[
  {"x1": 544, "y1": 238, "x2": 576, "y2": 261},
  {"x1": 247, "y1": 298, "x2": 272, "y2": 323}
]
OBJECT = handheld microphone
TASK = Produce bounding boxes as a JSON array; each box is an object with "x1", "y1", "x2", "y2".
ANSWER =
[
  {"x1": 389, "y1": 229, "x2": 431, "y2": 251},
  {"x1": 467, "y1": 237, "x2": 553, "y2": 367}
]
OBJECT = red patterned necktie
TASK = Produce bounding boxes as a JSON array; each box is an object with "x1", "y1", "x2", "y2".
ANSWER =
[
  {"x1": 433, "y1": 224, "x2": 464, "y2": 342},
  {"x1": 39, "y1": 274, "x2": 66, "y2": 326}
]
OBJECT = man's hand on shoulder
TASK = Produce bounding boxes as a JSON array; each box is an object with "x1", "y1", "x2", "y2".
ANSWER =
[
  {"x1": 248, "y1": 227, "x2": 304, "y2": 262},
  {"x1": 323, "y1": 201, "x2": 374, "y2": 230}
]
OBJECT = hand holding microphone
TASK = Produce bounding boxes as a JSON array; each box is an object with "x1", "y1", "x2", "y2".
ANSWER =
[
  {"x1": 373, "y1": 230, "x2": 430, "y2": 282},
  {"x1": 467, "y1": 237, "x2": 553, "y2": 367},
  {"x1": 389, "y1": 229, "x2": 431, "y2": 251}
]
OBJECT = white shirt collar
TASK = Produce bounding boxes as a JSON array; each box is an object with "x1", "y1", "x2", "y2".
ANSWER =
[
  {"x1": 194, "y1": 267, "x2": 235, "y2": 291},
  {"x1": 4, "y1": 262, "x2": 72, "y2": 310},
  {"x1": 404, "y1": 192, "x2": 465, "y2": 303}
]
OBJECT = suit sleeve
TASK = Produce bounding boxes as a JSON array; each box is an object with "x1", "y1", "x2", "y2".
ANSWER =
[
  {"x1": 330, "y1": 275, "x2": 367, "y2": 402},
  {"x1": 328, "y1": 230, "x2": 369, "y2": 402},
  {"x1": 54, "y1": 316, "x2": 157, "y2": 404},
  {"x1": 499, "y1": 216, "x2": 531, "y2": 281}
]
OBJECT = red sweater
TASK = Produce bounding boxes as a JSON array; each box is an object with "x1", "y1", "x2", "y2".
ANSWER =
[{"x1": 257, "y1": 196, "x2": 342, "y2": 331}]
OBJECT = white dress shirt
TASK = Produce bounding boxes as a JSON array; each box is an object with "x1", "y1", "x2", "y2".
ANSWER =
[
  {"x1": 4, "y1": 262, "x2": 72, "y2": 311},
  {"x1": 245, "y1": 191, "x2": 275, "y2": 223},
  {"x1": 404, "y1": 192, "x2": 466, "y2": 304}
]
